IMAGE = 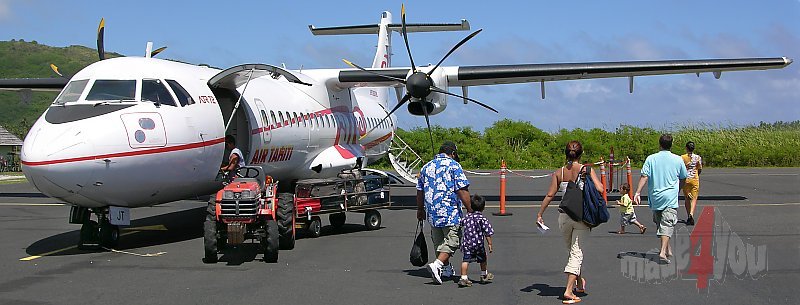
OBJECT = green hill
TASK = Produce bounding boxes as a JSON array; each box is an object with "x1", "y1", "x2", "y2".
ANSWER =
[{"x1": 0, "y1": 40, "x2": 122, "y2": 138}]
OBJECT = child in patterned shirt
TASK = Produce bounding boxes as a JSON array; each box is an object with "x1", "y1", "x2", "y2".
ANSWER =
[{"x1": 458, "y1": 194, "x2": 495, "y2": 287}]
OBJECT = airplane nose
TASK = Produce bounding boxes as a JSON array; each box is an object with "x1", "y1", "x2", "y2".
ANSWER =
[{"x1": 21, "y1": 124, "x2": 98, "y2": 205}]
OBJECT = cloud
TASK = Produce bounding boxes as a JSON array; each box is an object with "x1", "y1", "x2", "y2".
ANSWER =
[{"x1": 0, "y1": 0, "x2": 11, "y2": 21}]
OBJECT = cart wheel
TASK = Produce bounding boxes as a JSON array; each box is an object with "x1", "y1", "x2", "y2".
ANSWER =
[
  {"x1": 364, "y1": 210, "x2": 381, "y2": 230},
  {"x1": 306, "y1": 216, "x2": 322, "y2": 238},
  {"x1": 329, "y1": 213, "x2": 346, "y2": 229}
]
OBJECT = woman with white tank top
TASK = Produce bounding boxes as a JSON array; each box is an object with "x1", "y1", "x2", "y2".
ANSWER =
[{"x1": 537, "y1": 140, "x2": 604, "y2": 304}]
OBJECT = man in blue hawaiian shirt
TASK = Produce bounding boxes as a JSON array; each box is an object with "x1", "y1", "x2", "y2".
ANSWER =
[{"x1": 416, "y1": 141, "x2": 473, "y2": 284}]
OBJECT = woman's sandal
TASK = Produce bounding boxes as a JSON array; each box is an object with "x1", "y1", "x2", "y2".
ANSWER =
[
  {"x1": 639, "y1": 226, "x2": 647, "y2": 234},
  {"x1": 562, "y1": 296, "x2": 582, "y2": 304},
  {"x1": 574, "y1": 278, "x2": 587, "y2": 293}
]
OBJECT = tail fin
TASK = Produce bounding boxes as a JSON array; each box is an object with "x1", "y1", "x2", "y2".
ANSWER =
[{"x1": 309, "y1": 11, "x2": 470, "y2": 68}]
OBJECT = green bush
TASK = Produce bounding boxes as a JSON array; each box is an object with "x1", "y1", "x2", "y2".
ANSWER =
[{"x1": 379, "y1": 120, "x2": 800, "y2": 169}]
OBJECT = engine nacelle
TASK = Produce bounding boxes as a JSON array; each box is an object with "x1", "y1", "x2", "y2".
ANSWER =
[{"x1": 407, "y1": 66, "x2": 447, "y2": 116}]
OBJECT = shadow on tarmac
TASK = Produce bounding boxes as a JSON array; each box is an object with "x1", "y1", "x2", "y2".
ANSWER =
[
  {"x1": 25, "y1": 208, "x2": 382, "y2": 259},
  {"x1": 520, "y1": 283, "x2": 566, "y2": 296},
  {"x1": 25, "y1": 207, "x2": 207, "y2": 257}
]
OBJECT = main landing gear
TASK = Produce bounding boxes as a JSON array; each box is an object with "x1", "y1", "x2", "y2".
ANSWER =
[{"x1": 71, "y1": 206, "x2": 120, "y2": 249}]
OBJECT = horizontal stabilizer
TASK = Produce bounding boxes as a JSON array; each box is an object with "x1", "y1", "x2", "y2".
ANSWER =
[{"x1": 309, "y1": 20, "x2": 469, "y2": 35}]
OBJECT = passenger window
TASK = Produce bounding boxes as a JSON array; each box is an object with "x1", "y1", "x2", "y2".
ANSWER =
[
  {"x1": 165, "y1": 80, "x2": 194, "y2": 106},
  {"x1": 54, "y1": 79, "x2": 90, "y2": 104},
  {"x1": 325, "y1": 115, "x2": 330, "y2": 128},
  {"x1": 292, "y1": 112, "x2": 299, "y2": 127},
  {"x1": 260, "y1": 110, "x2": 269, "y2": 127},
  {"x1": 278, "y1": 112, "x2": 285, "y2": 126},
  {"x1": 314, "y1": 114, "x2": 320, "y2": 128},
  {"x1": 302, "y1": 113, "x2": 307, "y2": 128},
  {"x1": 270, "y1": 111, "x2": 277, "y2": 127},
  {"x1": 284, "y1": 112, "x2": 291, "y2": 126},
  {"x1": 85, "y1": 80, "x2": 136, "y2": 101},
  {"x1": 141, "y1": 79, "x2": 177, "y2": 106}
]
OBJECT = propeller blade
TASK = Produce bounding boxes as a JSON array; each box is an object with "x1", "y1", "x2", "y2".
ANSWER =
[
  {"x1": 429, "y1": 29, "x2": 483, "y2": 75},
  {"x1": 97, "y1": 18, "x2": 106, "y2": 60},
  {"x1": 420, "y1": 99, "x2": 435, "y2": 152},
  {"x1": 429, "y1": 86, "x2": 498, "y2": 113},
  {"x1": 342, "y1": 59, "x2": 407, "y2": 83},
  {"x1": 361, "y1": 94, "x2": 411, "y2": 140},
  {"x1": 400, "y1": 4, "x2": 416, "y2": 72},
  {"x1": 150, "y1": 46, "x2": 167, "y2": 57},
  {"x1": 49, "y1": 64, "x2": 63, "y2": 77}
]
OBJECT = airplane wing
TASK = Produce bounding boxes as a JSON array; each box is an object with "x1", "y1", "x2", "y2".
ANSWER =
[
  {"x1": 0, "y1": 78, "x2": 68, "y2": 92},
  {"x1": 336, "y1": 57, "x2": 792, "y2": 91}
]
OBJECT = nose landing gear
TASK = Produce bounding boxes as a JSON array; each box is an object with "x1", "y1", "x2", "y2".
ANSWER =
[{"x1": 72, "y1": 206, "x2": 120, "y2": 249}]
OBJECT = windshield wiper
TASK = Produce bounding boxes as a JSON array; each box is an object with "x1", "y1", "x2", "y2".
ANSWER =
[{"x1": 93, "y1": 99, "x2": 136, "y2": 107}]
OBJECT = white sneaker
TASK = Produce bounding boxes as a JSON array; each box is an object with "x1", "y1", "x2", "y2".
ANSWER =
[
  {"x1": 426, "y1": 262, "x2": 443, "y2": 284},
  {"x1": 442, "y1": 264, "x2": 455, "y2": 278}
]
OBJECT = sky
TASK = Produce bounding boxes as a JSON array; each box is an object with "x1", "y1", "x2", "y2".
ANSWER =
[{"x1": 1, "y1": 0, "x2": 798, "y2": 132}]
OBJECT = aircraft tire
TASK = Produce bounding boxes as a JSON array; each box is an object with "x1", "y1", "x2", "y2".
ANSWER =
[
  {"x1": 78, "y1": 220, "x2": 99, "y2": 250},
  {"x1": 99, "y1": 221, "x2": 120, "y2": 248},
  {"x1": 203, "y1": 212, "x2": 218, "y2": 264},
  {"x1": 262, "y1": 219, "x2": 279, "y2": 263},
  {"x1": 276, "y1": 193, "x2": 295, "y2": 250}
]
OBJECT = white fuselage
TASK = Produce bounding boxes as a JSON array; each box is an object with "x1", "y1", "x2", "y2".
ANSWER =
[{"x1": 21, "y1": 57, "x2": 395, "y2": 208}]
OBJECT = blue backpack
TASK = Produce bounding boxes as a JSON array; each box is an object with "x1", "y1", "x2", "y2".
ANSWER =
[{"x1": 582, "y1": 167, "x2": 610, "y2": 227}]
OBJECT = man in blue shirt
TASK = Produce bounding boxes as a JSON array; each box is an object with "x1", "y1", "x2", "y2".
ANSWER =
[
  {"x1": 634, "y1": 134, "x2": 688, "y2": 264},
  {"x1": 416, "y1": 141, "x2": 473, "y2": 284}
]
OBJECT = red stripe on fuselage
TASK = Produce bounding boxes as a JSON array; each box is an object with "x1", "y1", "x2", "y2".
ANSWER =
[{"x1": 21, "y1": 137, "x2": 225, "y2": 167}]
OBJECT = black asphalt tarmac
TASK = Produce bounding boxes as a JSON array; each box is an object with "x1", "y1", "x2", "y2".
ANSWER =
[{"x1": 0, "y1": 168, "x2": 797, "y2": 305}]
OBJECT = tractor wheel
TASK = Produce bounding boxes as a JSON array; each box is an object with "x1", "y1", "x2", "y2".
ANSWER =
[
  {"x1": 203, "y1": 213, "x2": 218, "y2": 263},
  {"x1": 364, "y1": 210, "x2": 381, "y2": 231},
  {"x1": 306, "y1": 216, "x2": 322, "y2": 238},
  {"x1": 99, "y1": 220, "x2": 120, "y2": 248},
  {"x1": 262, "y1": 220, "x2": 279, "y2": 263},
  {"x1": 329, "y1": 213, "x2": 346, "y2": 229},
  {"x1": 276, "y1": 193, "x2": 296, "y2": 250}
]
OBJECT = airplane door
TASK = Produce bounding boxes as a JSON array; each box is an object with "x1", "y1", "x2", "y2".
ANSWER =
[{"x1": 255, "y1": 99, "x2": 271, "y2": 144}]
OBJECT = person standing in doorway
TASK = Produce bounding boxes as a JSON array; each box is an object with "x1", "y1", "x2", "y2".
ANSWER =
[
  {"x1": 220, "y1": 135, "x2": 245, "y2": 181},
  {"x1": 416, "y1": 141, "x2": 473, "y2": 285},
  {"x1": 681, "y1": 141, "x2": 703, "y2": 225},
  {"x1": 633, "y1": 134, "x2": 688, "y2": 264}
]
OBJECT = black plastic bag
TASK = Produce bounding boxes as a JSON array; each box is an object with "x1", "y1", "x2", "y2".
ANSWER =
[
  {"x1": 559, "y1": 165, "x2": 585, "y2": 222},
  {"x1": 410, "y1": 221, "x2": 428, "y2": 267}
]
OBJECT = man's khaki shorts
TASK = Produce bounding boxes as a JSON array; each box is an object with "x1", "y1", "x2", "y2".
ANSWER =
[
  {"x1": 653, "y1": 208, "x2": 677, "y2": 237},
  {"x1": 430, "y1": 225, "x2": 461, "y2": 254}
]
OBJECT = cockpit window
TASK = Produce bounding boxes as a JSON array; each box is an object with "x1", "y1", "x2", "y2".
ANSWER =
[
  {"x1": 142, "y1": 79, "x2": 177, "y2": 107},
  {"x1": 165, "y1": 79, "x2": 194, "y2": 106},
  {"x1": 85, "y1": 80, "x2": 136, "y2": 101},
  {"x1": 54, "y1": 79, "x2": 90, "y2": 105}
]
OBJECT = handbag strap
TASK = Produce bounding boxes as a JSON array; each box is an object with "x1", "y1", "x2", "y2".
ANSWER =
[
  {"x1": 575, "y1": 165, "x2": 585, "y2": 183},
  {"x1": 414, "y1": 220, "x2": 423, "y2": 237}
]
